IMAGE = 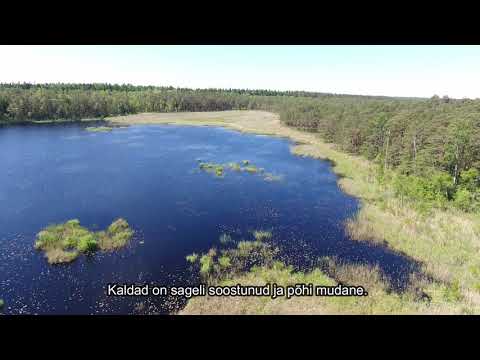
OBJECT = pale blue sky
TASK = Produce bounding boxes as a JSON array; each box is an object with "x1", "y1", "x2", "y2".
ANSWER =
[{"x1": 1, "y1": 45, "x2": 479, "y2": 98}]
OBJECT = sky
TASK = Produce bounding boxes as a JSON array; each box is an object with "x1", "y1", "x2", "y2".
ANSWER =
[{"x1": 0, "y1": 45, "x2": 479, "y2": 99}]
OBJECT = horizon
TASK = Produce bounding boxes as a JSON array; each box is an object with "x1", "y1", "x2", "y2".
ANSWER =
[
  {"x1": 0, "y1": 81, "x2": 432, "y2": 100},
  {"x1": 1, "y1": 45, "x2": 479, "y2": 99}
]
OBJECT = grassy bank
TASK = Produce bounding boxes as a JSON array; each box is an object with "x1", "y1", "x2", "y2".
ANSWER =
[{"x1": 108, "y1": 110, "x2": 480, "y2": 314}]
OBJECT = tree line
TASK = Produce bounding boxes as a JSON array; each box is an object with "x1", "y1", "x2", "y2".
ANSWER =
[{"x1": 1, "y1": 83, "x2": 479, "y2": 212}]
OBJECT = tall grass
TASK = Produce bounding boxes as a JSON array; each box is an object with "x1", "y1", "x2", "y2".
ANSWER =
[{"x1": 34, "y1": 218, "x2": 134, "y2": 264}]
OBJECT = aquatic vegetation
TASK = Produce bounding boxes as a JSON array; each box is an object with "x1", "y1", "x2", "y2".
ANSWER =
[
  {"x1": 181, "y1": 234, "x2": 441, "y2": 315},
  {"x1": 252, "y1": 230, "x2": 272, "y2": 241},
  {"x1": 0, "y1": 299, "x2": 4, "y2": 310},
  {"x1": 85, "y1": 126, "x2": 113, "y2": 132},
  {"x1": 34, "y1": 218, "x2": 133, "y2": 264},
  {"x1": 186, "y1": 231, "x2": 278, "y2": 282},
  {"x1": 77, "y1": 233, "x2": 98, "y2": 253},
  {"x1": 242, "y1": 165, "x2": 261, "y2": 173},
  {"x1": 219, "y1": 233, "x2": 233, "y2": 245},
  {"x1": 186, "y1": 253, "x2": 199, "y2": 264},
  {"x1": 263, "y1": 173, "x2": 283, "y2": 182},
  {"x1": 97, "y1": 218, "x2": 134, "y2": 251},
  {"x1": 200, "y1": 160, "x2": 278, "y2": 180},
  {"x1": 198, "y1": 162, "x2": 225, "y2": 177},
  {"x1": 200, "y1": 254, "x2": 215, "y2": 275},
  {"x1": 227, "y1": 162, "x2": 242, "y2": 171},
  {"x1": 102, "y1": 111, "x2": 480, "y2": 313},
  {"x1": 218, "y1": 256, "x2": 232, "y2": 269}
]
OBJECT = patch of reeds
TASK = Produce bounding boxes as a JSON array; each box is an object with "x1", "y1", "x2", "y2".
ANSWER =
[{"x1": 34, "y1": 218, "x2": 133, "y2": 264}]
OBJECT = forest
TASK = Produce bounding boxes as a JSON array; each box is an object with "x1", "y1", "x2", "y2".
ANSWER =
[{"x1": 1, "y1": 83, "x2": 479, "y2": 213}]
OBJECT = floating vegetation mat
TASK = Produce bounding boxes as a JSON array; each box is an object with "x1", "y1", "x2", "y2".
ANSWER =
[
  {"x1": 85, "y1": 126, "x2": 113, "y2": 132},
  {"x1": 198, "y1": 160, "x2": 283, "y2": 181},
  {"x1": 34, "y1": 218, "x2": 134, "y2": 264}
]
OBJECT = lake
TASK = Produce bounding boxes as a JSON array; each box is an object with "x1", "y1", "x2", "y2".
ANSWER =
[{"x1": 0, "y1": 123, "x2": 414, "y2": 314}]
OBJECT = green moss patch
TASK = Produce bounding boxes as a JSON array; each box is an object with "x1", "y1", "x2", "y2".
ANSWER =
[{"x1": 34, "y1": 218, "x2": 134, "y2": 264}]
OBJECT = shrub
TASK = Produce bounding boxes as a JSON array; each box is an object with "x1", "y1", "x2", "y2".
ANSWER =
[
  {"x1": 460, "y1": 168, "x2": 480, "y2": 192},
  {"x1": 454, "y1": 188, "x2": 474, "y2": 212}
]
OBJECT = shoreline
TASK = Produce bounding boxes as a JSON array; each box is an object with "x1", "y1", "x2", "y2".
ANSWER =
[
  {"x1": 106, "y1": 111, "x2": 370, "y2": 187},
  {"x1": 108, "y1": 111, "x2": 480, "y2": 314},
  {"x1": 4, "y1": 110, "x2": 478, "y2": 313}
]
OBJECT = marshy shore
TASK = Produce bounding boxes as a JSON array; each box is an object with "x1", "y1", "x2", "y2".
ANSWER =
[{"x1": 107, "y1": 110, "x2": 480, "y2": 314}]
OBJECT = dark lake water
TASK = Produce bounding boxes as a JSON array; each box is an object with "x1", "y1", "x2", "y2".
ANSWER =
[{"x1": 0, "y1": 123, "x2": 418, "y2": 314}]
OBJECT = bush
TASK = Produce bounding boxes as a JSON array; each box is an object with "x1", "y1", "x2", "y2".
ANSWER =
[
  {"x1": 454, "y1": 188, "x2": 474, "y2": 212},
  {"x1": 460, "y1": 168, "x2": 480, "y2": 192}
]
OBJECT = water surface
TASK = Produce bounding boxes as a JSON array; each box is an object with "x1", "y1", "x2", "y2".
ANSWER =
[{"x1": 0, "y1": 123, "x2": 411, "y2": 314}]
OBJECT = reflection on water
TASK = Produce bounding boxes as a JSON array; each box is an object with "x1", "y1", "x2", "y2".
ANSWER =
[{"x1": 0, "y1": 122, "x2": 412, "y2": 314}]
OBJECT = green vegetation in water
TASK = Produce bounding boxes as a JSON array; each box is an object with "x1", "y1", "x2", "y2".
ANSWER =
[
  {"x1": 252, "y1": 230, "x2": 272, "y2": 241},
  {"x1": 180, "y1": 231, "x2": 464, "y2": 315},
  {"x1": 2, "y1": 83, "x2": 480, "y2": 214},
  {"x1": 186, "y1": 231, "x2": 278, "y2": 282},
  {"x1": 186, "y1": 253, "x2": 199, "y2": 264},
  {"x1": 34, "y1": 218, "x2": 134, "y2": 264},
  {"x1": 199, "y1": 162, "x2": 225, "y2": 177},
  {"x1": 227, "y1": 162, "x2": 242, "y2": 171},
  {"x1": 200, "y1": 160, "x2": 281, "y2": 181},
  {"x1": 263, "y1": 173, "x2": 283, "y2": 182},
  {"x1": 0, "y1": 299, "x2": 4, "y2": 310},
  {"x1": 219, "y1": 233, "x2": 234, "y2": 245},
  {"x1": 242, "y1": 165, "x2": 262, "y2": 173},
  {"x1": 85, "y1": 126, "x2": 113, "y2": 132}
]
